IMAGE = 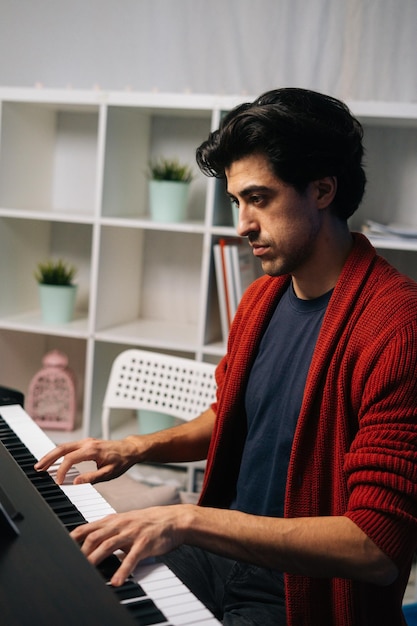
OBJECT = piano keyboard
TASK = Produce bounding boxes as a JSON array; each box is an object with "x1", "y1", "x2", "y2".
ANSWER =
[{"x1": 0, "y1": 404, "x2": 220, "y2": 626}]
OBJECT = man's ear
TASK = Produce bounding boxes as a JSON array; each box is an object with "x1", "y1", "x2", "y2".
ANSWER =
[{"x1": 314, "y1": 176, "x2": 337, "y2": 208}]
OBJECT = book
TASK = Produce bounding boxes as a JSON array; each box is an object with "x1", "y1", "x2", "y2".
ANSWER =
[
  {"x1": 213, "y1": 243, "x2": 231, "y2": 341},
  {"x1": 213, "y1": 238, "x2": 258, "y2": 341},
  {"x1": 229, "y1": 241, "x2": 258, "y2": 303}
]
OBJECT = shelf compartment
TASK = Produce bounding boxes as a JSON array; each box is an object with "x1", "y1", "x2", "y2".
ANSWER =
[
  {"x1": 351, "y1": 124, "x2": 417, "y2": 234},
  {"x1": 0, "y1": 101, "x2": 99, "y2": 215},
  {"x1": 101, "y1": 106, "x2": 211, "y2": 222},
  {"x1": 95, "y1": 226, "x2": 204, "y2": 347},
  {"x1": 0, "y1": 329, "x2": 86, "y2": 434},
  {"x1": 0, "y1": 217, "x2": 92, "y2": 323}
]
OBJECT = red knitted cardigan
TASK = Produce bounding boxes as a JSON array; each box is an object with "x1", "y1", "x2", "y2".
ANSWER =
[{"x1": 199, "y1": 233, "x2": 417, "y2": 626}]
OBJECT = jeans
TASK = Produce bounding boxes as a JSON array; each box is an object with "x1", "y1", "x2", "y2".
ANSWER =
[{"x1": 161, "y1": 545, "x2": 286, "y2": 626}]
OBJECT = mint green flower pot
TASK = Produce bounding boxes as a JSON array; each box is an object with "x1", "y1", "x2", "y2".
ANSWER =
[
  {"x1": 38, "y1": 284, "x2": 77, "y2": 324},
  {"x1": 149, "y1": 180, "x2": 190, "y2": 222}
]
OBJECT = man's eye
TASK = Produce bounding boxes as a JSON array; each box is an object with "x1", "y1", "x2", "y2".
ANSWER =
[{"x1": 251, "y1": 195, "x2": 264, "y2": 205}]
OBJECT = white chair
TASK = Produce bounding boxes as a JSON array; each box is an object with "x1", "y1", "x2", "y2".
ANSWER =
[{"x1": 101, "y1": 349, "x2": 217, "y2": 491}]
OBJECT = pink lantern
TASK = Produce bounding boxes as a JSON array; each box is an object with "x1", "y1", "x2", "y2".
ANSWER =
[{"x1": 27, "y1": 350, "x2": 77, "y2": 430}]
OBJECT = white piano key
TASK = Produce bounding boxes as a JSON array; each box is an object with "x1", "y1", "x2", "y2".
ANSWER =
[
  {"x1": 0, "y1": 405, "x2": 81, "y2": 484},
  {"x1": 133, "y1": 562, "x2": 221, "y2": 623},
  {"x1": 148, "y1": 591, "x2": 218, "y2": 624},
  {"x1": 61, "y1": 483, "x2": 116, "y2": 521},
  {"x1": 0, "y1": 404, "x2": 57, "y2": 460},
  {"x1": 157, "y1": 594, "x2": 218, "y2": 621}
]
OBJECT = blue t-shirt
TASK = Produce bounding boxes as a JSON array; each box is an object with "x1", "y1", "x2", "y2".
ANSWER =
[{"x1": 231, "y1": 282, "x2": 332, "y2": 517}]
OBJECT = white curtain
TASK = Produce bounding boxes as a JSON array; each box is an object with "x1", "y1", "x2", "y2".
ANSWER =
[{"x1": 0, "y1": 0, "x2": 416, "y2": 102}]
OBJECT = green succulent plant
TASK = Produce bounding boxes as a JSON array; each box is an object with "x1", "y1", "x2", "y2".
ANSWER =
[
  {"x1": 34, "y1": 259, "x2": 77, "y2": 286},
  {"x1": 147, "y1": 157, "x2": 194, "y2": 183}
]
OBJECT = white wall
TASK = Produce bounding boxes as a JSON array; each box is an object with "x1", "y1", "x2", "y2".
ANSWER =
[{"x1": 0, "y1": 0, "x2": 416, "y2": 101}]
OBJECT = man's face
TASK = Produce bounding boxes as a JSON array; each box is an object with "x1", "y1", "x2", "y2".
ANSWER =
[{"x1": 226, "y1": 153, "x2": 324, "y2": 279}]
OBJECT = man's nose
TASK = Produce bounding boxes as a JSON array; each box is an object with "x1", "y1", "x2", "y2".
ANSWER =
[{"x1": 235, "y1": 204, "x2": 257, "y2": 237}]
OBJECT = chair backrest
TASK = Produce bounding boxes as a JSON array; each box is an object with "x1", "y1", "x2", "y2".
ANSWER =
[{"x1": 101, "y1": 349, "x2": 217, "y2": 439}]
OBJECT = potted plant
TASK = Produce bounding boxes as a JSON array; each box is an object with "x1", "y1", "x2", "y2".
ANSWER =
[
  {"x1": 34, "y1": 258, "x2": 78, "y2": 324},
  {"x1": 147, "y1": 157, "x2": 194, "y2": 222}
]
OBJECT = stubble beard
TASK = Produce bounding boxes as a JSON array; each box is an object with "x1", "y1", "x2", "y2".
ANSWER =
[{"x1": 258, "y1": 227, "x2": 321, "y2": 278}]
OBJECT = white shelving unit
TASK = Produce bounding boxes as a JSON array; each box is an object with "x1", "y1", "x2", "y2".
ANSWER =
[{"x1": 0, "y1": 87, "x2": 417, "y2": 443}]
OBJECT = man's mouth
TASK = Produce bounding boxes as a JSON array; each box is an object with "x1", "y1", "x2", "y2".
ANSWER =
[{"x1": 250, "y1": 243, "x2": 270, "y2": 256}]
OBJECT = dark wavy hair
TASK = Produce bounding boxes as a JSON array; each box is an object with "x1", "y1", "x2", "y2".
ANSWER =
[{"x1": 196, "y1": 88, "x2": 366, "y2": 220}]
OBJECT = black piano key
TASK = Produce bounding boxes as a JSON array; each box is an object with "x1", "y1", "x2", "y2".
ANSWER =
[
  {"x1": 0, "y1": 419, "x2": 87, "y2": 530},
  {"x1": 35, "y1": 489, "x2": 76, "y2": 508},
  {"x1": 98, "y1": 554, "x2": 123, "y2": 580},
  {"x1": 0, "y1": 434, "x2": 16, "y2": 443},
  {"x1": 124, "y1": 598, "x2": 168, "y2": 625},
  {"x1": 112, "y1": 580, "x2": 146, "y2": 601},
  {"x1": 2, "y1": 443, "x2": 31, "y2": 456},
  {"x1": 21, "y1": 473, "x2": 54, "y2": 487}
]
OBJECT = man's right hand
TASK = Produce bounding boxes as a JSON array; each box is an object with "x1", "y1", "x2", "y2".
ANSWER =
[{"x1": 34, "y1": 437, "x2": 139, "y2": 485}]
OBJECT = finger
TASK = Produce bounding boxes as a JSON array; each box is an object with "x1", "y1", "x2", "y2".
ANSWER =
[
  {"x1": 70, "y1": 515, "x2": 119, "y2": 550},
  {"x1": 35, "y1": 440, "x2": 82, "y2": 472},
  {"x1": 51, "y1": 446, "x2": 96, "y2": 484},
  {"x1": 70, "y1": 519, "x2": 148, "y2": 587},
  {"x1": 110, "y1": 552, "x2": 141, "y2": 587},
  {"x1": 34, "y1": 447, "x2": 66, "y2": 470},
  {"x1": 71, "y1": 520, "x2": 102, "y2": 544},
  {"x1": 54, "y1": 457, "x2": 80, "y2": 484},
  {"x1": 73, "y1": 465, "x2": 114, "y2": 485},
  {"x1": 107, "y1": 540, "x2": 150, "y2": 587},
  {"x1": 74, "y1": 525, "x2": 128, "y2": 572},
  {"x1": 34, "y1": 450, "x2": 77, "y2": 485}
]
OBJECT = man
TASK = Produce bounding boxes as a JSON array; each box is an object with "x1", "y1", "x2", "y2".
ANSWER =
[{"x1": 36, "y1": 88, "x2": 417, "y2": 625}]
